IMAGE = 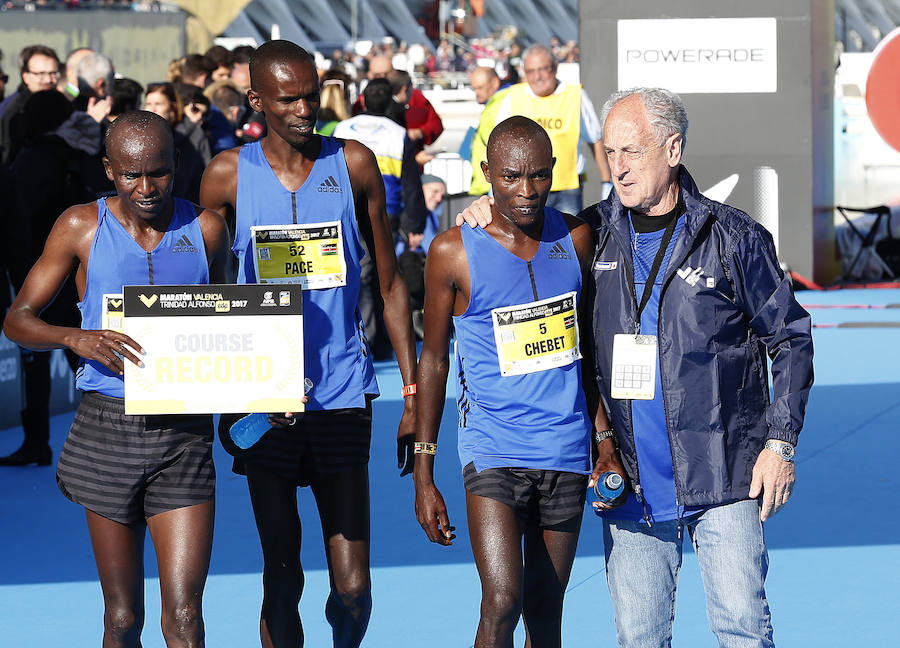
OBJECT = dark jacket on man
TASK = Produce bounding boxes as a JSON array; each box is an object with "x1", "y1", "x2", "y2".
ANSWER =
[
  {"x1": 0, "y1": 84, "x2": 32, "y2": 166},
  {"x1": 584, "y1": 167, "x2": 813, "y2": 508}
]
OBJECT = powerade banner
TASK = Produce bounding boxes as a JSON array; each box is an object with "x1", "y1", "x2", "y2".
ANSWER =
[{"x1": 617, "y1": 18, "x2": 777, "y2": 93}]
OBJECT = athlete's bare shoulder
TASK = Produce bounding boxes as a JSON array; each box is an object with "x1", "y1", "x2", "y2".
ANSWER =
[
  {"x1": 196, "y1": 205, "x2": 228, "y2": 236},
  {"x1": 58, "y1": 201, "x2": 102, "y2": 237},
  {"x1": 205, "y1": 146, "x2": 241, "y2": 178},
  {"x1": 338, "y1": 137, "x2": 381, "y2": 202},
  {"x1": 340, "y1": 137, "x2": 378, "y2": 175},
  {"x1": 426, "y1": 226, "x2": 467, "y2": 278},
  {"x1": 201, "y1": 146, "x2": 242, "y2": 210},
  {"x1": 561, "y1": 210, "x2": 590, "y2": 233},
  {"x1": 429, "y1": 225, "x2": 464, "y2": 256},
  {"x1": 47, "y1": 201, "x2": 103, "y2": 260}
]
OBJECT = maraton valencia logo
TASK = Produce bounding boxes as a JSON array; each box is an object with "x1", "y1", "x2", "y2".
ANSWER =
[{"x1": 139, "y1": 294, "x2": 159, "y2": 308}]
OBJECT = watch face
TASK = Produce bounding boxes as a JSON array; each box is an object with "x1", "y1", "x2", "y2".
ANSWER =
[{"x1": 767, "y1": 440, "x2": 794, "y2": 460}]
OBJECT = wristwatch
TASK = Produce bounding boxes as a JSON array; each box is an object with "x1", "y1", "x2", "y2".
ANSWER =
[
  {"x1": 764, "y1": 439, "x2": 795, "y2": 462},
  {"x1": 594, "y1": 429, "x2": 617, "y2": 447}
]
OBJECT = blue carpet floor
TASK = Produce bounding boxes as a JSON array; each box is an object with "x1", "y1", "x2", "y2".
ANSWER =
[{"x1": 1, "y1": 288, "x2": 898, "y2": 646}]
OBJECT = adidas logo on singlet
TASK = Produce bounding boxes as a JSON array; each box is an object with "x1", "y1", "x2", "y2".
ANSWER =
[
  {"x1": 172, "y1": 234, "x2": 198, "y2": 253},
  {"x1": 548, "y1": 242, "x2": 570, "y2": 260},
  {"x1": 317, "y1": 175, "x2": 343, "y2": 193}
]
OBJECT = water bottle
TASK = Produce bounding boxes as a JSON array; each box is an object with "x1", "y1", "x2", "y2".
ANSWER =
[
  {"x1": 229, "y1": 413, "x2": 272, "y2": 450},
  {"x1": 593, "y1": 471, "x2": 625, "y2": 504}
]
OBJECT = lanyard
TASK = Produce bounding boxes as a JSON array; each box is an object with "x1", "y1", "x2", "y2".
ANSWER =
[{"x1": 632, "y1": 213, "x2": 678, "y2": 330}]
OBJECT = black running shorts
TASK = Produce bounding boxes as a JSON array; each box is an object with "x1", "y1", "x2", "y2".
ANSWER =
[
  {"x1": 463, "y1": 462, "x2": 588, "y2": 527},
  {"x1": 219, "y1": 399, "x2": 373, "y2": 487},
  {"x1": 57, "y1": 391, "x2": 215, "y2": 525}
]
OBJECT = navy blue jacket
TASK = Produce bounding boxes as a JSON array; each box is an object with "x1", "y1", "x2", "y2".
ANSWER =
[{"x1": 583, "y1": 167, "x2": 814, "y2": 508}]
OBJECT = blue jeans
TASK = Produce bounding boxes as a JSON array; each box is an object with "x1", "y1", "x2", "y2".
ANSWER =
[{"x1": 603, "y1": 499, "x2": 774, "y2": 648}]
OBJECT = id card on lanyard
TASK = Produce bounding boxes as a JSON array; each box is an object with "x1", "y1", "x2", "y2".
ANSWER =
[
  {"x1": 610, "y1": 213, "x2": 677, "y2": 400},
  {"x1": 251, "y1": 222, "x2": 347, "y2": 289},
  {"x1": 611, "y1": 333, "x2": 657, "y2": 399}
]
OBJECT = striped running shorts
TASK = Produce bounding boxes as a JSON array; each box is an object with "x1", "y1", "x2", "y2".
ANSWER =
[
  {"x1": 218, "y1": 399, "x2": 372, "y2": 487},
  {"x1": 56, "y1": 391, "x2": 215, "y2": 525},
  {"x1": 463, "y1": 462, "x2": 588, "y2": 527}
]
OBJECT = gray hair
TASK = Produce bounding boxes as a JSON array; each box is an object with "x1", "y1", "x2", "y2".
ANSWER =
[
  {"x1": 522, "y1": 43, "x2": 554, "y2": 65},
  {"x1": 75, "y1": 52, "x2": 114, "y2": 90},
  {"x1": 600, "y1": 88, "x2": 689, "y2": 150}
]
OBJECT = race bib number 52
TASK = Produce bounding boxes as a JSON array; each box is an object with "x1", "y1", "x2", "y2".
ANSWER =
[
  {"x1": 251, "y1": 222, "x2": 347, "y2": 289},
  {"x1": 491, "y1": 291, "x2": 581, "y2": 376}
]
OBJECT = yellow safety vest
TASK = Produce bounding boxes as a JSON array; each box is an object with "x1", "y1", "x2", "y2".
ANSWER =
[
  {"x1": 507, "y1": 82, "x2": 581, "y2": 191},
  {"x1": 469, "y1": 87, "x2": 510, "y2": 196}
]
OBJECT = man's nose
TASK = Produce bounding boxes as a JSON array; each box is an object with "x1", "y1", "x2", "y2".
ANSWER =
[
  {"x1": 138, "y1": 175, "x2": 152, "y2": 194},
  {"x1": 520, "y1": 176, "x2": 538, "y2": 197},
  {"x1": 608, "y1": 152, "x2": 630, "y2": 176}
]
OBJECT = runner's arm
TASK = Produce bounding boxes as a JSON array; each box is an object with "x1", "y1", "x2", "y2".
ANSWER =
[
  {"x1": 413, "y1": 229, "x2": 463, "y2": 545},
  {"x1": 3, "y1": 205, "x2": 145, "y2": 373},
  {"x1": 344, "y1": 139, "x2": 419, "y2": 474}
]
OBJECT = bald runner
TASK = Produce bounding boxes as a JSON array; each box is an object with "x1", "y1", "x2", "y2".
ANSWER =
[
  {"x1": 200, "y1": 40, "x2": 418, "y2": 648},
  {"x1": 3, "y1": 110, "x2": 230, "y2": 648},
  {"x1": 413, "y1": 116, "x2": 623, "y2": 648}
]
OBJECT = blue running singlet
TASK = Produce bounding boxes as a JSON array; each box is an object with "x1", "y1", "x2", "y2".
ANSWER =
[
  {"x1": 454, "y1": 207, "x2": 591, "y2": 474},
  {"x1": 233, "y1": 138, "x2": 378, "y2": 410},
  {"x1": 77, "y1": 197, "x2": 209, "y2": 397}
]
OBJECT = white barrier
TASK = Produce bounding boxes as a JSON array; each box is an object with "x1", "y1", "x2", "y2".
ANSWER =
[{"x1": 424, "y1": 153, "x2": 473, "y2": 195}]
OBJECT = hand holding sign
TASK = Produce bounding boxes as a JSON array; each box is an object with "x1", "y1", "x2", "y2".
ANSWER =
[{"x1": 68, "y1": 328, "x2": 145, "y2": 376}]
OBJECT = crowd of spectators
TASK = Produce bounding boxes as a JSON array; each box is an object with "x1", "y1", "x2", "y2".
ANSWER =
[
  {"x1": 321, "y1": 31, "x2": 579, "y2": 89},
  {"x1": 0, "y1": 32, "x2": 581, "y2": 292}
]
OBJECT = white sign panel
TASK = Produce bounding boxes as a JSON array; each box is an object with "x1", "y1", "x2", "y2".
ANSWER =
[
  {"x1": 122, "y1": 284, "x2": 304, "y2": 415},
  {"x1": 618, "y1": 18, "x2": 777, "y2": 93}
]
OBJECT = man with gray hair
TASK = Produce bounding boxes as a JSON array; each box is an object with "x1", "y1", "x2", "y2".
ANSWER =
[
  {"x1": 73, "y1": 51, "x2": 114, "y2": 114},
  {"x1": 60, "y1": 48, "x2": 93, "y2": 101},
  {"x1": 588, "y1": 86, "x2": 813, "y2": 647},
  {"x1": 459, "y1": 86, "x2": 814, "y2": 647}
]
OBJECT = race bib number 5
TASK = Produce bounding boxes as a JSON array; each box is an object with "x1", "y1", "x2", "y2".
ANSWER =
[
  {"x1": 491, "y1": 291, "x2": 581, "y2": 376},
  {"x1": 252, "y1": 222, "x2": 347, "y2": 289}
]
